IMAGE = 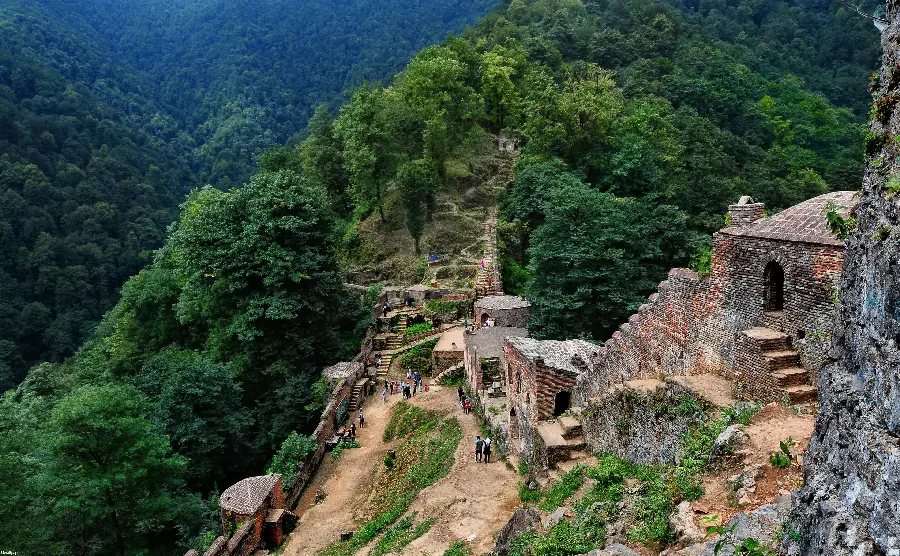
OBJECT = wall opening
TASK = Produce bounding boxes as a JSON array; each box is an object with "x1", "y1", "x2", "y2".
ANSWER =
[
  {"x1": 553, "y1": 391, "x2": 571, "y2": 417},
  {"x1": 764, "y1": 261, "x2": 785, "y2": 312},
  {"x1": 480, "y1": 312, "x2": 489, "y2": 327}
]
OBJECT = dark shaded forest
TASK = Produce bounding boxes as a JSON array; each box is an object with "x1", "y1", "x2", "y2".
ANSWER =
[
  {"x1": 0, "y1": 0, "x2": 497, "y2": 389},
  {"x1": 0, "y1": 0, "x2": 883, "y2": 554}
]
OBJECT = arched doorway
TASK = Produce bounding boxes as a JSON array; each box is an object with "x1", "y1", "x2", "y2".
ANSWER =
[
  {"x1": 480, "y1": 312, "x2": 490, "y2": 327},
  {"x1": 553, "y1": 391, "x2": 571, "y2": 417},
  {"x1": 764, "y1": 261, "x2": 785, "y2": 312}
]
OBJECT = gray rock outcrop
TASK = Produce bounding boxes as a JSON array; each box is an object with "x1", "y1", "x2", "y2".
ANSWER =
[
  {"x1": 670, "y1": 501, "x2": 705, "y2": 545},
  {"x1": 494, "y1": 508, "x2": 541, "y2": 555},
  {"x1": 785, "y1": 3, "x2": 900, "y2": 554},
  {"x1": 710, "y1": 424, "x2": 749, "y2": 460}
]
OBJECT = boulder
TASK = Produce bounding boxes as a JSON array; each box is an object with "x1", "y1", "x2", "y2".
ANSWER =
[
  {"x1": 670, "y1": 501, "x2": 705, "y2": 545},
  {"x1": 545, "y1": 507, "x2": 567, "y2": 528},
  {"x1": 710, "y1": 424, "x2": 749, "y2": 459},
  {"x1": 494, "y1": 508, "x2": 541, "y2": 555}
]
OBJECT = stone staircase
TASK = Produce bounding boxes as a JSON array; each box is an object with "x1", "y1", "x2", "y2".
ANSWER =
[
  {"x1": 741, "y1": 327, "x2": 817, "y2": 403},
  {"x1": 376, "y1": 354, "x2": 393, "y2": 378},
  {"x1": 348, "y1": 378, "x2": 369, "y2": 412},
  {"x1": 537, "y1": 416, "x2": 586, "y2": 468},
  {"x1": 475, "y1": 221, "x2": 503, "y2": 298}
]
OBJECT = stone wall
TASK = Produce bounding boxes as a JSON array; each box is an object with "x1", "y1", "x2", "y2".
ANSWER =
[
  {"x1": 475, "y1": 305, "x2": 530, "y2": 328},
  {"x1": 786, "y1": 9, "x2": 900, "y2": 554},
  {"x1": 581, "y1": 379, "x2": 710, "y2": 465},
  {"x1": 575, "y1": 230, "x2": 842, "y2": 408}
]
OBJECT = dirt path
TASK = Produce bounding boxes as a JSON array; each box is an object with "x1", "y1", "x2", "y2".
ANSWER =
[
  {"x1": 283, "y1": 392, "x2": 401, "y2": 556},
  {"x1": 393, "y1": 387, "x2": 519, "y2": 556},
  {"x1": 282, "y1": 377, "x2": 519, "y2": 556}
]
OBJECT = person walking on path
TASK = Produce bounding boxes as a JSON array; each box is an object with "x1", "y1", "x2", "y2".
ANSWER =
[
  {"x1": 381, "y1": 388, "x2": 387, "y2": 404},
  {"x1": 483, "y1": 437, "x2": 492, "y2": 463},
  {"x1": 475, "y1": 436, "x2": 484, "y2": 462},
  {"x1": 457, "y1": 386, "x2": 464, "y2": 405},
  {"x1": 412, "y1": 381, "x2": 417, "y2": 396},
  {"x1": 407, "y1": 368, "x2": 412, "y2": 380},
  {"x1": 464, "y1": 398, "x2": 471, "y2": 415},
  {"x1": 359, "y1": 411, "x2": 365, "y2": 428}
]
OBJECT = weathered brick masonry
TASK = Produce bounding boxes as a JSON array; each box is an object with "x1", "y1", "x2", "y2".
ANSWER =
[{"x1": 576, "y1": 192, "x2": 854, "y2": 407}]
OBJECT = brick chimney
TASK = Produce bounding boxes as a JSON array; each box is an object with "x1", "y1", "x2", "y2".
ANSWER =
[{"x1": 728, "y1": 195, "x2": 765, "y2": 227}]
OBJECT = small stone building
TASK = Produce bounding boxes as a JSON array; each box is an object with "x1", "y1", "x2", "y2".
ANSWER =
[
  {"x1": 473, "y1": 295, "x2": 531, "y2": 328},
  {"x1": 218, "y1": 475, "x2": 291, "y2": 555},
  {"x1": 463, "y1": 326, "x2": 529, "y2": 394},
  {"x1": 504, "y1": 337, "x2": 599, "y2": 458}
]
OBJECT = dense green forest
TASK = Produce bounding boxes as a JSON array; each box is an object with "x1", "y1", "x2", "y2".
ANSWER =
[
  {"x1": 0, "y1": 0, "x2": 881, "y2": 554},
  {"x1": 0, "y1": 0, "x2": 497, "y2": 389}
]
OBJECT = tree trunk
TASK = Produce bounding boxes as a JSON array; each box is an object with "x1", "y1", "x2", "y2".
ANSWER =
[{"x1": 414, "y1": 236, "x2": 421, "y2": 255}]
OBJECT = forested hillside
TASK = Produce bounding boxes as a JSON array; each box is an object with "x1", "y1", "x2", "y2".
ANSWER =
[
  {"x1": 0, "y1": 0, "x2": 497, "y2": 390},
  {"x1": 37, "y1": 0, "x2": 499, "y2": 185},
  {"x1": 0, "y1": 3, "x2": 194, "y2": 390},
  {"x1": 0, "y1": 0, "x2": 881, "y2": 554}
]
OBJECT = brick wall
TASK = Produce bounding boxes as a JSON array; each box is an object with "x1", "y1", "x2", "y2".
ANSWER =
[{"x1": 574, "y1": 231, "x2": 843, "y2": 407}]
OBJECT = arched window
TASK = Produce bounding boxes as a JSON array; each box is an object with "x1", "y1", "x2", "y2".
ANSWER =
[
  {"x1": 553, "y1": 391, "x2": 571, "y2": 417},
  {"x1": 764, "y1": 261, "x2": 785, "y2": 312},
  {"x1": 480, "y1": 313, "x2": 490, "y2": 327}
]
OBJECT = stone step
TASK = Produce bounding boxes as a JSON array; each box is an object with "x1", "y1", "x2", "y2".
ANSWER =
[
  {"x1": 763, "y1": 350, "x2": 802, "y2": 370},
  {"x1": 772, "y1": 367, "x2": 810, "y2": 387},
  {"x1": 742, "y1": 327, "x2": 790, "y2": 352},
  {"x1": 557, "y1": 416, "x2": 583, "y2": 440},
  {"x1": 784, "y1": 384, "x2": 818, "y2": 403}
]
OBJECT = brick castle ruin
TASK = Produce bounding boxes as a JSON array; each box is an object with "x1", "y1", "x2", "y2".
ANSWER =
[{"x1": 462, "y1": 192, "x2": 857, "y2": 467}]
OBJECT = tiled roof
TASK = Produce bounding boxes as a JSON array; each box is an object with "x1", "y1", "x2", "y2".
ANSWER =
[
  {"x1": 220, "y1": 475, "x2": 279, "y2": 515},
  {"x1": 506, "y1": 337, "x2": 599, "y2": 376},
  {"x1": 721, "y1": 191, "x2": 858, "y2": 246},
  {"x1": 465, "y1": 327, "x2": 529, "y2": 359},
  {"x1": 474, "y1": 295, "x2": 531, "y2": 311},
  {"x1": 323, "y1": 361, "x2": 363, "y2": 380}
]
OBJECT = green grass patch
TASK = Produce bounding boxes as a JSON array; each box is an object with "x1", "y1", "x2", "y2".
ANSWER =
[
  {"x1": 319, "y1": 416, "x2": 462, "y2": 556},
  {"x1": 404, "y1": 322, "x2": 434, "y2": 336},
  {"x1": 382, "y1": 402, "x2": 442, "y2": 442},
  {"x1": 369, "y1": 512, "x2": 435, "y2": 556},
  {"x1": 442, "y1": 540, "x2": 473, "y2": 556},
  {"x1": 394, "y1": 338, "x2": 439, "y2": 377},
  {"x1": 539, "y1": 464, "x2": 587, "y2": 510}
]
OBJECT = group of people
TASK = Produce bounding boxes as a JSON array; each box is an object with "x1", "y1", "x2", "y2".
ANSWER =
[
  {"x1": 381, "y1": 369, "x2": 427, "y2": 403},
  {"x1": 457, "y1": 386, "x2": 472, "y2": 414},
  {"x1": 475, "y1": 435, "x2": 492, "y2": 463}
]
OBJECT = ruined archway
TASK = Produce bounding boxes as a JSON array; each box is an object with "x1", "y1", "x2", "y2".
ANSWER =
[
  {"x1": 764, "y1": 261, "x2": 785, "y2": 312},
  {"x1": 553, "y1": 391, "x2": 571, "y2": 417}
]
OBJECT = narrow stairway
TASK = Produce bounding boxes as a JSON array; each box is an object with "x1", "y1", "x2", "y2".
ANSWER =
[
  {"x1": 536, "y1": 416, "x2": 586, "y2": 468},
  {"x1": 348, "y1": 378, "x2": 369, "y2": 412},
  {"x1": 743, "y1": 327, "x2": 817, "y2": 403}
]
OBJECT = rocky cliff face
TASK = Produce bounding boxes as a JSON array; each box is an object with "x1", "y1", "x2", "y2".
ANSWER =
[{"x1": 786, "y1": 5, "x2": 900, "y2": 554}]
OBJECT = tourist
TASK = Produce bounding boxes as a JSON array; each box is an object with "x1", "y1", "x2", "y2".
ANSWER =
[
  {"x1": 480, "y1": 259, "x2": 485, "y2": 270},
  {"x1": 475, "y1": 435, "x2": 483, "y2": 462},
  {"x1": 359, "y1": 411, "x2": 365, "y2": 428},
  {"x1": 457, "y1": 386, "x2": 464, "y2": 405},
  {"x1": 464, "y1": 398, "x2": 471, "y2": 415},
  {"x1": 412, "y1": 380, "x2": 417, "y2": 396},
  {"x1": 383, "y1": 304, "x2": 389, "y2": 317},
  {"x1": 483, "y1": 437, "x2": 492, "y2": 463},
  {"x1": 407, "y1": 368, "x2": 412, "y2": 380},
  {"x1": 350, "y1": 423, "x2": 356, "y2": 440},
  {"x1": 382, "y1": 388, "x2": 387, "y2": 404}
]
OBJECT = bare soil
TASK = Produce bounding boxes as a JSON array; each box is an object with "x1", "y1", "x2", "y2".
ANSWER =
[{"x1": 282, "y1": 373, "x2": 519, "y2": 556}]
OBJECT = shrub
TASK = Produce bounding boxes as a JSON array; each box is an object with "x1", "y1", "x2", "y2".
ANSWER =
[
  {"x1": 425, "y1": 299, "x2": 460, "y2": 314},
  {"x1": 267, "y1": 432, "x2": 318, "y2": 489},
  {"x1": 443, "y1": 540, "x2": 473, "y2": 556},
  {"x1": 770, "y1": 437, "x2": 795, "y2": 469},
  {"x1": 331, "y1": 440, "x2": 360, "y2": 461},
  {"x1": 405, "y1": 322, "x2": 434, "y2": 336},
  {"x1": 394, "y1": 338, "x2": 438, "y2": 377}
]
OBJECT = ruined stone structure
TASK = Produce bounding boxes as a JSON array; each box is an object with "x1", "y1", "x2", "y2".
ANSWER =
[
  {"x1": 504, "y1": 337, "x2": 598, "y2": 462},
  {"x1": 785, "y1": 8, "x2": 900, "y2": 553},
  {"x1": 576, "y1": 191, "x2": 856, "y2": 407},
  {"x1": 463, "y1": 326, "x2": 529, "y2": 394},
  {"x1": 473, "y1": 295, "x2": 531, "y2": 328},
  {"x1": 490, "y1": 192, "x2": 857, "y2": 468}
]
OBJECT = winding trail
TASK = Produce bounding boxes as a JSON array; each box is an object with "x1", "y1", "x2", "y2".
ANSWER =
[{"x1": 281, "y1": 375, "x2": 519, "y2": 556}]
